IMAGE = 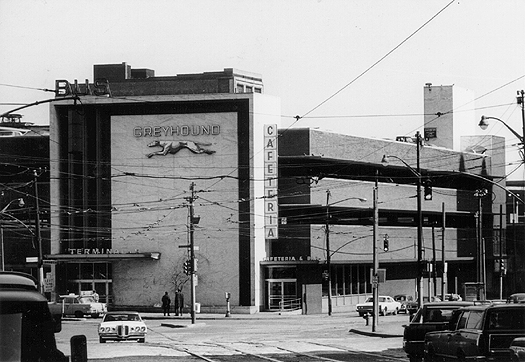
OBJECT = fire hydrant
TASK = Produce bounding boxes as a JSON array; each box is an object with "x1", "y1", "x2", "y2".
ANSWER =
[{"x1": 363, "y1": 312, "x2": 370, "y2": 326}]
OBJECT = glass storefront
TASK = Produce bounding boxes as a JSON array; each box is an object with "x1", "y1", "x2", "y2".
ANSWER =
[
  {"x1": 65, "y1": 263, "x2": 112, "y2": 303},
  {"x1": 264, "y1": 266, "x2": 297, "y2": 311}
]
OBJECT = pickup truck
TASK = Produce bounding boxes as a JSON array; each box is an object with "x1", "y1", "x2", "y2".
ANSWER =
[
  {"x1": 424, "y1": 303, "x2": 525, "y2": 362},
  {"x1": 52, "y1": 292, "x2": 107, "y2": 318},
  {"x1": 402, "y1": 301, "x2": 473, "y2": 362}
]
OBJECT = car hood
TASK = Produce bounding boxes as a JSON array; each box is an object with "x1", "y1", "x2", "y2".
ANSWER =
[{"x1": 100, "y1": 321, "x2": 146, "y2": 328}]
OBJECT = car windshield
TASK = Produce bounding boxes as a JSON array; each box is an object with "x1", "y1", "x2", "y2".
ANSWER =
[
  {"x1": 412, "y1": 307, "x2": 458, "y2": 323},
  {"x1": 79, "y1": 296, "x2": 96, "y2": 303},
  {"x1": 104, "y1": 314, "x2": 140, "y2": 322}
]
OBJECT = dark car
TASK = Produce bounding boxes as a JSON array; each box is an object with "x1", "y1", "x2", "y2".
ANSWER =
[
  {"x1": 510, "y1": 337, "x2": 525, "y2": 361},
  {"x1": 402, "y1": 301, "x2": 473, "y2": 362},
  {"x1": 0, "y1": 271, "x2": 68, "y2": 362},
  {"x1": 424, "y1": 303, "x2": 525, "y2": 362}
]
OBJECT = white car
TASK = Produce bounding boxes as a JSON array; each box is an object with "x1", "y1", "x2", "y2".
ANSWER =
[
  {"x1": 98, "y1": 311, "x2": 147, "y2": 343},
  {"x1": 356, "y1": 295, "x2": 401, "y2": 316}
]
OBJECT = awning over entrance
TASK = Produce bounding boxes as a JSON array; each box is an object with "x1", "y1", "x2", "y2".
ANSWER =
[{"x1": 44, "y1": 252, "x2": 161, "y2": 262}]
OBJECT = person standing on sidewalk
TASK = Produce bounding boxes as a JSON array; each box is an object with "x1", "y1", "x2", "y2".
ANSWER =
[
  {"x1": 161, "y1": 291, "x2": 171, "y2": 316},
  {"x1": 174, "y1": 289, "x2": 184, "y2": 316}
]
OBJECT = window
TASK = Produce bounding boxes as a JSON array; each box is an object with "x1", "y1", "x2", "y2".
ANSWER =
[
  {"x1": 457, "y1": 312, "x2": 469, "y2": 329},
  {"x1": 465, "y1": 311, "x2": 483, "y2": 329}
]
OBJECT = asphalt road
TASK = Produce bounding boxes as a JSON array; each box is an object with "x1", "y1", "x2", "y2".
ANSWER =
[{"x1": 55, "y1": 312, "x2": 409, "y2": 361}]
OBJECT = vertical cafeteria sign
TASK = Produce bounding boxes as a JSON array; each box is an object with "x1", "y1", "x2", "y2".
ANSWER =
[{"x1": 264, "y1": 125, "x2": 278, "y2": 239}]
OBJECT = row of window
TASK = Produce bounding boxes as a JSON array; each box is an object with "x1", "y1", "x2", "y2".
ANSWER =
[{"x1": 322, "y1": 264, "x2": 372, "y2": 296}]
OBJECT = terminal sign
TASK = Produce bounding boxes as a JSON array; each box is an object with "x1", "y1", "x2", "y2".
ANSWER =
[{"x1": 264, "y1": 124, "x2": 278, "y2": 239}]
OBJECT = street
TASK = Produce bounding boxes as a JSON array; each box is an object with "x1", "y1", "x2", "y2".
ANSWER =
[{"x1": 55, "y1": 312, "x2": 408, "y2": 361}]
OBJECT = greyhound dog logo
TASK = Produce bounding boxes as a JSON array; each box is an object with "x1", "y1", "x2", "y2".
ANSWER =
[{"x1": 146, "y1": 140, "x2": 216, "y2": 158}]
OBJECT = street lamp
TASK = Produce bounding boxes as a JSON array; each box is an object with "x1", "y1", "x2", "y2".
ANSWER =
[
  {"x1": 474, "y1": 188, "x2": 488, "y2": 300},
  {"x1": 325, "y1": 192, "x2": 367, "y2": 316},
  {"x1": 381, "y1": 131, "x2": 424, "y2": 309},
  {"x1": 479, "y1": 90, "x2": 525, "y2": 160},
  {"x1": 0, "y1": 198, "x2": 25, "y2": 270}
]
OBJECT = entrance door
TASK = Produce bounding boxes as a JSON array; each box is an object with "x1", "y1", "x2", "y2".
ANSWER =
[{"x1": 267, "y1": 279, "x2": 297, "y2": 311}]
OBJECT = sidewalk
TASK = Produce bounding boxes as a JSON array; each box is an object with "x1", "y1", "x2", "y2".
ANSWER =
[{"x1": 138, "y1": 311, "x2": 405, "y2": 338}]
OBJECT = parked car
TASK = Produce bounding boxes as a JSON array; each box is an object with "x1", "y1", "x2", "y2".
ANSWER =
[
  {"x1": 98, "y1": 311, "x2": 147, "y2": 343},
  {"x1": 510, "y1": 337, "x2": 525, "y2": 362},
  {"x1": 356, "y1": 295, "x2": 401, "y2": 317},
  {"x1": 52, "y1": 291, "x2": 107, "y2": 318},
  {"x1": 406, "y1": 296, "x2": 442, "y2": 316},
  {"x1": 402, "y1": 301, "x2": 473, "y2": 362},
  {"x1": 508, "y1": 293, "x2": 525, "y2": 304},
  {"x1": 394, "y1": 294, "x2": 414, "y2": 314},
  {"x1": 424, "y1": 303, "x2": 525, "y2": 362},
  {"x1": 0, "y1": 271, "x2": 68, "y2": 361}
]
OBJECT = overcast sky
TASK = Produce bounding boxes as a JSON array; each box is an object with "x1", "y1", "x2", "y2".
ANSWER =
[{"x1": 1, "y1": 0, "x2": 524, "y2": 178}]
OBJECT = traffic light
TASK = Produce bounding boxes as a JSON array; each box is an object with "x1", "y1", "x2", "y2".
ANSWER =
[
  {"x1": 423, "y1": 179, "x2": 432, "y2": 200},
  {"x1": 183, "y1": 260, "x2": 192, "y2": 275},
  {"x1": 383, "y1": 234, "x2": 389, "y2": 252}
]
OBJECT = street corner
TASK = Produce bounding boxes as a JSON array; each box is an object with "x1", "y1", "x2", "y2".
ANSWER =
[{"x1": 349, "y1": 326, "x2": 403, "y2": 338}]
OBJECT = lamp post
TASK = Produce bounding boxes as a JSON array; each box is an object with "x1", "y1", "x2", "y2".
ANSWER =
[
  {"x1": 0, "y1": 198, "x2": 25, "y2": 271},
  {"x1": 474, "y1": 188, "x2": 488, "y2": 300},
  {"x1": 325, "y1": 192, "x2": 367, "y2": 316},
  {"x1": 479, "y1": 90, "x2": 525, "y2": 161},
  {"x1": 382, "y1": 131, "x2": 424, "y2": 309}
]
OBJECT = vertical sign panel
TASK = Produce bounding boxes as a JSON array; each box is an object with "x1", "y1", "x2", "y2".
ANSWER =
[{"x1": 264, "y1": 124, "x2": 278, "y2": 239}]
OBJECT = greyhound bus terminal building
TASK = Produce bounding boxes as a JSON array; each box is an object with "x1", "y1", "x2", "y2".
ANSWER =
[{"x1": 46, "y1": 63, "x2": 505, "y2": 313}]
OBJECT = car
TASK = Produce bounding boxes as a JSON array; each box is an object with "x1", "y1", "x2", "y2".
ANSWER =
[
  {"x1": 52, "y1": 291, "x2": 107, "y2": 318},
  {"x1": 0, "y1": 271, "x2": 68, "y2": 361},
  {"x1": 394, "y1": 294, "x2": 414, "y2": 314},
  {"x1": 356, "y1": 295, "x2": 401, "y2": 317},
  {"x1": 508, "y1": 293, "x2": 525, "y2": 304},
  {"x1": 402, "y1": 301, "x2": 473, "y2": 362},
  {"x1": 98, "y1": 311, "x2": 147, "y2": 343},
  {"x1": 405, "y1": 296, "x2": 442, "y2": 316},
  {"x1": 424, "y1": 303, "x2": 525, "y2": 362},
  {"x1": 510, "y1": 337, "x2": 525, "y2": 362}
]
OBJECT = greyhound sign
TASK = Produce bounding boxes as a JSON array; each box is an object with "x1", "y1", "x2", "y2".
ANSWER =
[{"x1": 146, "y1": 140, "x2": 216, "y2": 158}]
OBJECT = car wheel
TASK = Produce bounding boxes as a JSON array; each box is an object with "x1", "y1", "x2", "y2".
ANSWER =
[
  {"x1": 99, "y1": 337, "x2": 106, "y2": 343},
  {"x1": 409, "y1": 355, "x2": 422, "y2": 362},
  {"x1": 392, "y1": 308, "x2": 397, "y2": 315},
  {"x1": 424, "y1": 346, "x2": 436, "y2": 362},
  {"x1": 74, "y1": 311, "x2": 84, "y2": 318},
  {"x1": 91, "y1": 313, "x2": 100, "y2": 318},
  {"x1": 138, "y1": 338, "x2": 145, "y2": 343}
]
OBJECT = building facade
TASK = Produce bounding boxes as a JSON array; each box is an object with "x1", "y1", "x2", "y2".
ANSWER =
[{"x1": 46, "y1": 64, "x2": 507, "y2": 313}]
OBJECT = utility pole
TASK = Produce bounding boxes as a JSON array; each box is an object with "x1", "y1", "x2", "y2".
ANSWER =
[
  {"x1": 325, "y1": 190, "x2": 332, "y2": 316},
  {"x1": 441, "y1": 202, "x2": 447, "y2": 301},
  {"x1": 34, "y1": 170, "x2": 44, "y2": 294},
  {"x1": 372, "y1": 176, "x2": 379, "y2": 331},
  {"x1": 416, "y1": 131, "x2": 424, "y2": 309},
  {"x1": 187, "y1": 182, "x2": 197, "y2": 324}
]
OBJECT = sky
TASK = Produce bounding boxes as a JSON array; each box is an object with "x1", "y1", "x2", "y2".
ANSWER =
[{"x1": 1, "y1": 0, "x2": 524, "y2": 178}]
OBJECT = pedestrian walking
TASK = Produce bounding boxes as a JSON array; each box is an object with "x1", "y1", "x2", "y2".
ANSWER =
[
  {"x1": 174, "y1": 289, "x2": 184, "y2": 316},
  {"x1": 92, "y1": 290, "x2": 99, "y2": 302},
  {"x1": 161, "y1": 291, "x2": 171, "y2": 316}
]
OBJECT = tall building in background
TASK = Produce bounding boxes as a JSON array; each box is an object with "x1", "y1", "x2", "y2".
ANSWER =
[{"x1": 424, "y1": 84, "x2": 476, "y2": 151}]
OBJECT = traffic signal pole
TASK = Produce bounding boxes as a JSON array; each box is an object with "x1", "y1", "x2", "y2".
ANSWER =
[{"x1": 187, "y1": 183, "x2": 197, "y2": 324}]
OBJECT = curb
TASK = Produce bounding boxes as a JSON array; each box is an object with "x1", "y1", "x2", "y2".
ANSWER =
[{"x1": 349, "y1": 328, "x2": 403, "y2": 338}]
